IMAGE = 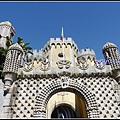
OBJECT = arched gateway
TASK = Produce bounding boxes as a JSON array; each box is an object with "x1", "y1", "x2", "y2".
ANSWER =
[{"x1": 33, "y1": 76, "x2": 100, "y2": 118}]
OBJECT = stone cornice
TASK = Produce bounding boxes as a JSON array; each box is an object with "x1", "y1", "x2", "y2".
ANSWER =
[{"x1": 17, "y1": 64, "x2": 112, "y2": 79}]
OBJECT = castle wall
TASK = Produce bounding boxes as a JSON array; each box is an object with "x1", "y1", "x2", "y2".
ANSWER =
[
  {"x1": 0, "y1": 21, "x2": 120, "y2": 118},
  {"x1": 1, "y1": 75, "x2": 120, "y2": 118}
]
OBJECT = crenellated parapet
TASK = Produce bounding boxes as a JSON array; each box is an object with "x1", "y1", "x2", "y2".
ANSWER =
[
  {"x1": 78, "y1": 48, "x2": 96, "y2": 61},
  {"x1": 77, "y1": 48, "x2": 96, "y2": 67},
  {"x1": 43, "y1": 37, "x2": 79, "y2": 53},
  {"x1": 27, "y1": 49, "x2": 46, "y2": 62}
]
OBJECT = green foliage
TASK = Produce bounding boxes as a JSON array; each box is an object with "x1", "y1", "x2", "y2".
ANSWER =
[
  {"x1": 6, "y1": 36, "x2": 13, "y2": 48},
  {"x1": 0, "y1": 47, "x2": 7, "y2": 68},
  {"x1": 17, "y1": 37, "x2": 33, "y2": 56},
  {"x1": 0, "y1": 36, "x2": 33, "y2": 75}
]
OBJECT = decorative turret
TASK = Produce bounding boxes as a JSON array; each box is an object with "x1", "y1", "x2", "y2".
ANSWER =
[
  {"x1": 0, "y1": 21, "x2": 15, "y2": 48},
  {"x1": 102, "y1": 42, "x2": 120, "y2": 83},
  {"x1": 77, "y1": 48, "x2": 96, "y2": 66},
  {"x1": 2, "y1": 43, "x2": 24, "y2": 95}
]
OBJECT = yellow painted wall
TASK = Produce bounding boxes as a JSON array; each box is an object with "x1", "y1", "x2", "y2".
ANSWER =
[
  {"x1": 46, "y1": 91, "x2": 75, "y2": 118},
  {"x1": 46, "y1": 91, "x2": 87, "y2": 118}
]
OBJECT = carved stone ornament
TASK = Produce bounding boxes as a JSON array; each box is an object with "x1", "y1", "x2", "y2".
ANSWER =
[
  {"x1": 78, "y1": 61, "x2": 89, "y2": 70},
  {"x1": 94, "y1": 60, "x2": 105, "y2": 70},
  {"x1": 56, "y1": 60, "x2": 71, "y2": 69},
  {"x1": 23, "y1": 61, "x2": 34, "y2": 72},
  {"x1": 39, "y1": 60, "x2": 50, "y2": 71},
  {"x1": 59, "y1": 76, "x2": 69, "y2": 88}
]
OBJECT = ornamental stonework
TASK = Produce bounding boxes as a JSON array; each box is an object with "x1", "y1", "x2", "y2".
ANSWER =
[
  {"x1": 94, "y1": 60, "x2": 105, "y2": 70},
  {"x1": 56, "y1": 60, "x2": 71, "y2": 69},
  {"x1": 77, "y1": 61, "x2": 89, "y2": 70},
  {"x1": 39, "y1": 60, "x2": 50, "y2": 71},
  {"x1": 59, "y1": 76, "x2": 70, "y2": 88},
  {"x1": 23, "y1": 62, "x2": 34, "y2": 72}
]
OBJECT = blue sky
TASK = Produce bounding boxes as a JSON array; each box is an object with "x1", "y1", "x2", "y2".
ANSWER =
[{"x1": 0, "y1": 1, "x2": 120, "y2": 60}]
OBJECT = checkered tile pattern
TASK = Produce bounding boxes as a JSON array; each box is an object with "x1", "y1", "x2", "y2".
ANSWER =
[
  {"x1": 4, "y1": 77, "x2": 50, "y2": 118},
  {"x1": 3, "y1": 76, "x2": 120, "y2": 118},
  {"x1": 3, "y1": 50, "x2": 23, "y2": 73},
  {"x1": 82, "y1": 76, "x2": 120, "y2": 118}
]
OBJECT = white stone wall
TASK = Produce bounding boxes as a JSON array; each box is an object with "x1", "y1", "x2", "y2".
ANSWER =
[{"x1": 1, "y1": 76, "x2": 120, "y2": 118}]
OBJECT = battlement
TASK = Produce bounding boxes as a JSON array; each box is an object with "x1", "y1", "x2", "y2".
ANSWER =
[
  {"x1": 49, "y1": 37, "x2": 73, "y2": 42},
  {"x1": 27, "y1": 49, "x2": 45, "y2": 61},
  {"x1": 78, "y1": 48, "x2": 96, "y2": 61},
  {"x1": 79, "y1": 48, "x2": 96, "y2": 55},
  {"x1": 43, "y1": 37, "x2": 79, "y2": 53}
]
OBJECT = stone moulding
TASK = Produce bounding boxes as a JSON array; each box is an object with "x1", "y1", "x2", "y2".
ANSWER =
[
  {"x1": 17, "y1": 70, "x2": 112, "y2": 79},
  {"x1": 18, "y1": 62, "x2": 112, "y2": 79}
]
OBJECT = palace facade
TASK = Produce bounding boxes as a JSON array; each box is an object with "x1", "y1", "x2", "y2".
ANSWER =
[{"x1": 0, "y1": 21, "x2": 120, "y2": 118}]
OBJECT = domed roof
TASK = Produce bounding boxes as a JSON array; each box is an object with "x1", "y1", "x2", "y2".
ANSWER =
[
  {"x1": 103, "y1": 42, "x2": 118, "y2": 50},
  {"x1": 8, "y1": 43, "x2": 24, "y2": 52}
]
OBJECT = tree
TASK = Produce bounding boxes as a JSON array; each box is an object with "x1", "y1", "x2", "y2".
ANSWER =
[
  {"x1": 17, "y1": 37, "x2": 33, "y2": 62},
  {"x1": 17, "y1": 37, "x2": 33, "y2": 56},
  {"x1": 6, "y1": 36, "x2": 13, "y2": 48},
  {"x1": 0, "y1": 36, "x2": 33, "y2": 78},
  {"x1": 0, "y1": 47, "x2": 7, "y2": 72}
]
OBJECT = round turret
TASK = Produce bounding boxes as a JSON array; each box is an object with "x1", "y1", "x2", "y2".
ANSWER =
[
  {"x1": 77, "y1": 48, "x2": 96, "y2": 61},
  {"x1": 102, "y1": 42, "x2": 120, "y2": 83},
  {"x1": 77, "y1": 48, "x2": 96, "y2": 66},
  {"x1": 102, "y1": 42, "x2": 119, "y2": 60}
]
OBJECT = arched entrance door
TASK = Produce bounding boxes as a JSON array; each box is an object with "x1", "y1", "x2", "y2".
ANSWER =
[
  {"x1": 51, "y1": 104, "x2": 76, "y2": 118},
  {"x1": 33, "y1": 77, "x2": 99, "y2": 118},
  {"x1": 46, "y1": 91, "x2": 88, "y2": 118}
]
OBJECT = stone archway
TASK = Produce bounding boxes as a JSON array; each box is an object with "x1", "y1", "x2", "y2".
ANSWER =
[{"x1": 33, "y1": 76, "x2": 100, "y2": 118}]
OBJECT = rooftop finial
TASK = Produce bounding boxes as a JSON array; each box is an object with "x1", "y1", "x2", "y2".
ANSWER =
[{"x1": 60, "y1": 27, "x2": 64, "y2": 42}]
